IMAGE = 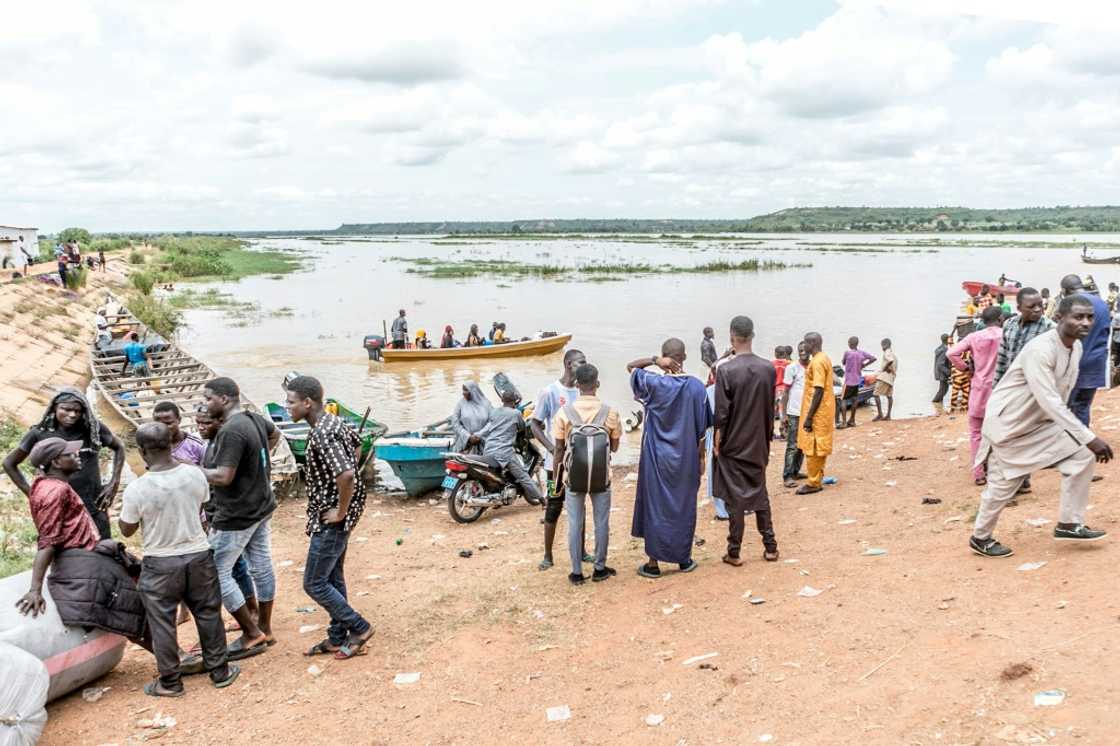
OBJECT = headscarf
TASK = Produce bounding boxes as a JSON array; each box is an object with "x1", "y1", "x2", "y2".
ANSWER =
[
  {"x1": 444, "y1": 325, "x2": 453, "y2": 334},
  {"x1": 451, "y1": 381, "x2": 493, "y2": 451},
  {"x1": 37, "y1": 386, "x2": 102, "y2": 449}
]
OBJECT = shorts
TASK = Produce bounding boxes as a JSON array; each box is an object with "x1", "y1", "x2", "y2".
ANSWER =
[
  {"x1": 841, "y1": 385, "x2": 860, "y2": 402},
  {"x1": 128, "y1": 362, "x2": 151, "y2": 378},
  {"x1": 873, "y1": 380, "x2": 894, "y2": 397}
]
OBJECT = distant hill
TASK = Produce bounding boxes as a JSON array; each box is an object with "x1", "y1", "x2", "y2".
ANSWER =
[
  {"x1": 226, "y1": 205, "x2": 1120, "y2": 237},
  {"x1": 738, "y1": 206, "x2": 1120, "y2": 233}
]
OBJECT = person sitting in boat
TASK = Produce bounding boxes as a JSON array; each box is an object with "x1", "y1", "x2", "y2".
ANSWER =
[
  {"x1": 415, "y1": 329, "x2": 432, "y2": 349},
  {"x1": 465, "y1": 324, "x2": 483, "y2": 347},
  {"x1": 493, "y1": 323, "x2": 508, "y2": 344},
  {"x1": 440, "y1": 325, "x2": 458, "y2": 349},
  {"x1": 451, "y1": 382, "x2": 492, "y2": 454}
]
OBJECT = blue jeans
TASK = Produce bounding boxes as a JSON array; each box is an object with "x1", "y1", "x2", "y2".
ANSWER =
[
  {"x1": 209, "y1": 518, "x2": 276, "y2": 612},
  {"x1": 303, "y1": 525, "x2": 370, "y2": 646},
  {"x1": 1069, "y1": 387, "x2": 1096, "y2": 427},
  {"x1": 232, "y1": 555, "x2": 255, "y2": 602},
  {"x1": 705, "y1": 429, "x2": 729, "y2": 519},
  {"x1": 564, "y1": 488, "x2": 611, "y2": 575}
]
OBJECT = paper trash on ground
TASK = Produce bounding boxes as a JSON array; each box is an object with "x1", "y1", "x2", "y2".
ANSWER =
[
  {"x1": 1034, "y1": 689, "x2": 1066, "y2": 707},
  {"x1": 394, "y1": 672, "x2": 421, "y2": 685},
  {"x1": 797, "y1": 585, "x2": 824, "y2": 597},
  {"x1": 1017, "y1": 561, "x2": 1047, "y2": 572},
  {"x1": 645, "y1": 714, "x2": 665, "y2": 727},
  {"x1": 682, "y1": 652, "x2": 719, "y2": 666},
  {"x1": 546, "y1": 705, "x2": 571, "y2": 722}
]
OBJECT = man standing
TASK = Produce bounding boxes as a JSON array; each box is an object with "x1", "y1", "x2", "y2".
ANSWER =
[
  {"x1": 969, "y1": 296, "x2": 1113, "y2": 557},
  {"x1": 628, "y1": 339, "x2": 710, "y2": 578},
  {"x1": 780, "y1": 342, "x2": 809, "y2": 487},
  {"x1": 530, "y1": 348, "x2": 587, "y2": 571},
  {"x1": 1058, "y1": 275, "x2": 1110, "y2": 426},
  {"x1": 948, "y1": 306, "x2": 1005, "y2": 485},
  {"x1": 4, "y1": 388, "x2": 125, "y2": 539},
  {"x1": 552, "y1": 364, "x2": 621, "y2": 585},
  {"x1": 838, "y1": 337, "x2": 875, "y2": 428},
  {"x1": 286, "y1": 376, "x2": 374, "y2": 659},
  {"x1": 119, "y1": 423, "x2": 239, "y2": 697},
  {"x1": 390, "y1": 309, "x2": 408, "y2": 349},
  {"x1": 797, "y1": 332, "x2": 835, "y2": 495},
  {"x1": 932, "y1": 334, "x2": 951, "y2": 416},
  {"x1": 700, "y1": 327, "x2": 718, "y2": 373},
  {"x1": 713, "y1": 316, "x2": 779, "y2": 566},
  {"x1": 122, "y1": 332, "x2": 152, "y2": 378},
  {"x1": 153, "y1": 401, "x2": 206, "y2": 466},
  {"x1": 872, "y1": 338, "x2": 897, "y2": 421},
  {"x1": 995, "y1": 288, "x2": 1055, "y2": 385},
  {"x1": 201, "y1": 377, "x2": 279, "y2": 661}
]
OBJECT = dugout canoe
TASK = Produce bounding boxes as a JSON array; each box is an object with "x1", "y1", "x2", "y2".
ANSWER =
[
  {"x1": 88, "y1": 297, "x2": 298, "y2": 483},
  {"x1": 376, "y1": 333, "x2": 573, "y2": 362},
  {"x1": 1081, "y1": 253, "x2": 1120, "y2": 265}
]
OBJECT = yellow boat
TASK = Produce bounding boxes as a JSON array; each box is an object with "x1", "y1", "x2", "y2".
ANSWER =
[{"x1": 377, "y1": 333, "x2": 573, "y2": 362}]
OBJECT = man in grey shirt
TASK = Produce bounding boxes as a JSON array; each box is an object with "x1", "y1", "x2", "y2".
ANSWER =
[
  {"x1": 479, "y1": 390, "x2": 541, "y2": 502},
  {"x1": 390, "y1": 309, "x2": 408, "y2": 349}
]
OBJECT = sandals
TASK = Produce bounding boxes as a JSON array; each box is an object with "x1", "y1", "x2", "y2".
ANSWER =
[
  {"x1": 144, "y1": 681, "x2": 185, "y2": 698},
  {"x1": 334, "y1": 629, "x2": 374, "y2": 660},
  {"x1": 722, "y1": 555, "x2": 743, "y2": 567},
  {"x1": 637, "y1": 562, "x2": 661, "y2": 579},
  {"x1": 213, "y1": 664, "x2": 241, "y2": 689},
  {"x1": 304, "y1": 639, "x2": 338, "y2": 657},
  {"x1": 795, "y1": 485, "x2": 822, "y2": 495},
  {"x1": 678, "y1": 560, "x2": 698, "y2": 573},
  {"x1": 763, "y1": 549, "x2": 780, "y2": 562},
  {"x1": 226, "y1": 635, "x2": 269, "y2": 661}
]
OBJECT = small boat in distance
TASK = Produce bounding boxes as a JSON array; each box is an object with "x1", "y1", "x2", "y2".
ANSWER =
[
  {"x1": 960, "y1": 281, "x2": 1021, "y2": 298},
  {"x1": 1080, "y1": 253, "x2": 1120, "y2": 265},
  {"x1": 363, "y1": 332, "x2": 573, "y2": 362}
]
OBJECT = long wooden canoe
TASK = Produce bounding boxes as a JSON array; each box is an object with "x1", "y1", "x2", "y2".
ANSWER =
[
  {"x1": 380, "y1": 333, "x2": 573, "y2": 362},
  {"x1": 89, "y1": 297, "x2": 298, "y2": 483}
]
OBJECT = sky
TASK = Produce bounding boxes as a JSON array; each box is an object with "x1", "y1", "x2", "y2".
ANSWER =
[{"x1": 3, "y1": 0, "x2": 1120, "y2": 232}]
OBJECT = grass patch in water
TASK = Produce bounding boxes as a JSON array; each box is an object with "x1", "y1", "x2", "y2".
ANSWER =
[
  {"x1": 393, "y1": 256, "x2": 810, "y2": 278},
  {"x1": 168, "y1": 288, "x2": 259, "y2": 313}
]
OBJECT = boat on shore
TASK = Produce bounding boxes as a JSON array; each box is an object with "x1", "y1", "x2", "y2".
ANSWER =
[
  {"x1": 363, "y1": 332, "x2": 573, "y2": 362},
  {"x1": 264, "y1": 399, "x2": 387, "y2": 466},
  {"x1": 375, "y1": 419, "x2": 455, "y2": 497},
  {"x1": 89, "y1": 297, "x2": 298, "y2": 485}
]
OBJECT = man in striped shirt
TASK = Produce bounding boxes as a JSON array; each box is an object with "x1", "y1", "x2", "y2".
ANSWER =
[{"x1": 995, "y1": 288, "x2": 1055, "y2": 385}]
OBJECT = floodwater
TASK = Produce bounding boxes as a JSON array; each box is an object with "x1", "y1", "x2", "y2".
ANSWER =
[{"x1": 176, "y1": 232, "x2": 1119, "y2": 463}]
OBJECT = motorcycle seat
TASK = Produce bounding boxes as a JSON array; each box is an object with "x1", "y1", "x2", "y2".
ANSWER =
[{"x1": 453, "y1": 453, "x2": 500, "y2": 469}]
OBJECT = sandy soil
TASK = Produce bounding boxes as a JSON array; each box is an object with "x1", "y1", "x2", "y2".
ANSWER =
[{"x1": 35, "y1": 390, "x2": 1120, "y2": 745}]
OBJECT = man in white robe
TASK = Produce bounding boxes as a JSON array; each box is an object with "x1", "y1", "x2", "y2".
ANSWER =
[{"x1": 970, "y1": 295, "x2": 1114, "y2": 558}]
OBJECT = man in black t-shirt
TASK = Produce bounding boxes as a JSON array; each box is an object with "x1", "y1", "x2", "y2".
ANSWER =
[
  {"x1": 3, "y1": 388, "x2": 125, "y2": 539},
  {"x1": 200, "y1": 377, "x2": 280, "y2": 661}
]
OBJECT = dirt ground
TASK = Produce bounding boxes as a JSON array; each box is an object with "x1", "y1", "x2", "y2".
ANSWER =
[{"x1": 32, "y1": 389, "x2": 1120, "y2": 746}]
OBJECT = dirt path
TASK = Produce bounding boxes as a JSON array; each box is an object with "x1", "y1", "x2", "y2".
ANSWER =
[{"x1": 37, "y1": 392, "x2": 1120, "y2": 745}]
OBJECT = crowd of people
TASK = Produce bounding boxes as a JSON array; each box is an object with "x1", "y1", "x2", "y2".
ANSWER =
[
  {"x1": 4, "y1": 269, "x2": 1116, "y2": 698},
  {"x1": 390, "y1": 309, "x2": 516, "y2": 349}
]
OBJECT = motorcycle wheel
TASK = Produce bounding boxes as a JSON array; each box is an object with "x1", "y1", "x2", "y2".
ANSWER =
[{"x1": 448, "y1": 480, "x2": 486, "y2": 524}]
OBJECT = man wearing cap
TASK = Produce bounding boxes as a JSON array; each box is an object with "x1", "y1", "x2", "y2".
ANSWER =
[
  {"x1": 4, "y1": 388, "x2": 126, "y2": 539},
  {"x1": 15, "y1": 437, "x2": 100, "y2": 616}
]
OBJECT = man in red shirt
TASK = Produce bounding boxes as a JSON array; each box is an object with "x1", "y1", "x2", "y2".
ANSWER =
[{"x1": 16, "y1": 438, "x2": 98, "y2": 616}]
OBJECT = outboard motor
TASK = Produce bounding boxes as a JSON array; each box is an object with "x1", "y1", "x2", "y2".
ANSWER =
[
  {"x1": 363, "y1": 335, "x2": 386, "y2": 361},
  {"x1": 282, "y1": 371, "x2": 302, "y2": 390}
]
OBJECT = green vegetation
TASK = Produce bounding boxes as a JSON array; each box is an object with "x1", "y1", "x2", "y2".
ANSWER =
[
  {"x1": 0, "y1": 418, "x2": 36, "y2": 578},
  {"x1": 130, "y1": 271, "x2": 156, "y2": 295},
  {"x1": 392, "y1": 256, "x2": 809, "y2": 279},
  {"x1": 63, "y1": 265, "x2": 89, "y2": 290},
  {"x1": 128, "y1": 249, "x2": 146, "y2": 264},
  {"x1": 139, "y1": 236, "x2": 302, "y2": 282},
  {"x1": 168, "y1": 288, "x2": 258, "y2": 314},
  {"x1": 126, "y1": 294, "x2": 182, "y2": 338},
  {"x1": 57, "y1": 227, "x2": 92, "y2": 244}
]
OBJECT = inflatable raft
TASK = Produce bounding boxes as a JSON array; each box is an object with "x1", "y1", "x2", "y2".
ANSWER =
[{"x1": 0, "y1": 571, "x2": 127, "y2": 703}]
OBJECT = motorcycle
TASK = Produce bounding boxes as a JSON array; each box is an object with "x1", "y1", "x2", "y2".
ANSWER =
[{"x1": 442, "y1": 373, "x2": 544, "y2": 524}]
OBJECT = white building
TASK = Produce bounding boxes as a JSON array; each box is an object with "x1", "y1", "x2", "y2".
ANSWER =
[{"x1": 0, "y1": 225, "x2": 39, "y2": 271}]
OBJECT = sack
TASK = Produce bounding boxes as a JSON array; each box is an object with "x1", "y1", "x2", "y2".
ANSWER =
[
  {"x1": 562, "y1": 403, "x2": 611, "y2": 494},
  {"x1": 0, "y1": 642, "x2": 49, "y2": 746}
]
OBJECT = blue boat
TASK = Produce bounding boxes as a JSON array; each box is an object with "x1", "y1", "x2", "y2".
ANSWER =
[{"x1": 376, "y1": 421, "x2": 455, "y2": 497}]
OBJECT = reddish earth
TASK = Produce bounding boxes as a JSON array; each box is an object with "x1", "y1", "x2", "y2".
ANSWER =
[{"x1": 41, "y1": 392, "x2": 1120, "y2": 745}]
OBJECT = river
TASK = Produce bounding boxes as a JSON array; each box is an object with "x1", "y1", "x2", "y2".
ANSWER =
[{"x1": 176, "y1": 232, "x2": 1119, "y2": 464}]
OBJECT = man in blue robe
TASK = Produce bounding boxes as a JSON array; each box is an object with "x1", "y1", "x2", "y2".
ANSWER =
[
  {"x1": 1059, "y1": 275, "x2": 1110, "y2": 426},
  {"x1": 627, "y1": 338, "x2": 711, "y2": 578}
]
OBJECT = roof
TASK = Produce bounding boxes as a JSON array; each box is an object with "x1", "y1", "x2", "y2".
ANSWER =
[{"x1": 0, "y1": 225, "x2": 38, "y2": 231}]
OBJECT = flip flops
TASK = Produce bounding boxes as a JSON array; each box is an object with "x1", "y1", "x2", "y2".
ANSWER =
[
  {"x1": 637, "y1": 562, "x2": 661, "y2": 579},
  {"x1": 334, "y1": 629, "x2": 374, "y2": 660},
  {"x1": 144, "y1": 681, "x2": 185, "y2": 698},
  {"x1": 304, "y1": 639, "x2": 338, "y2": 657},
  {"x1": 678, "y1": 559, "x2": 698, "y2": 573},
  {"x1": 212, "y1": 665, "x2": 241, "y2": 689},
  {"x1": 226, "y1": 635, "x2": 269, "y2": 661}
]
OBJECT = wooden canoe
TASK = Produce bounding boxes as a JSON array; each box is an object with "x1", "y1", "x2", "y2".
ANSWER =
[
  {"x1": 380, "y1": 333, "x2": 573, "y2": 362},
  {"x1": 264, "y1": 399, "x2": 387, "y2": 464},
  {"x1": 89, "y1": 296, "x2": 298, "y2": 483},
  {"x1": 1081, "y1": 254, "x2": 1120, "y2": 265}
]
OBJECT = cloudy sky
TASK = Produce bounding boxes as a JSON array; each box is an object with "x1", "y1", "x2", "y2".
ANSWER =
[{"x1": 3, "y1": 0, "x2": 1118, "y2": 231}]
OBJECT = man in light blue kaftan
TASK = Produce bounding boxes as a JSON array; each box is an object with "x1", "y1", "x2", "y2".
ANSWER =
[{"x1": 627, "y1": 339, "x2": 712, "y2": 578}]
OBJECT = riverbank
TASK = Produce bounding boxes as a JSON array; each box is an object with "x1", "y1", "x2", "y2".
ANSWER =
[{"x1": 37, "y1": 392, "x2": 1120, "y2": 744}]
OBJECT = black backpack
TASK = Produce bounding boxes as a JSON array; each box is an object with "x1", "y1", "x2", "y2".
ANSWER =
[{"x1": 562, "y1": 403, "x2": 611, "y2": 494}]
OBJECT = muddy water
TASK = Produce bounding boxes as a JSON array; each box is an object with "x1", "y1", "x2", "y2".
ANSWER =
[{"x1": 176, "y1": 233, "x2": 1119, "y2": 463}]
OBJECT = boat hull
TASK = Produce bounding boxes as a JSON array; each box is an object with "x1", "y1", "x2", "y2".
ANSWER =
[
  {"x1": 379, "y1": 334, "x2": 572, "y2": 362},
  {"x1": 264, "y1": 400, "x2": 385, "y2": 464},
  {"x1": 960, "y1": 281, "x2": 1020, "y2": 297},
  {"x1": 1081, "y1": 256, "x2": 1120, "y2": 265},
  {"x1": 377, "y1": 437, "x2": 454, "y2": 497}
]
